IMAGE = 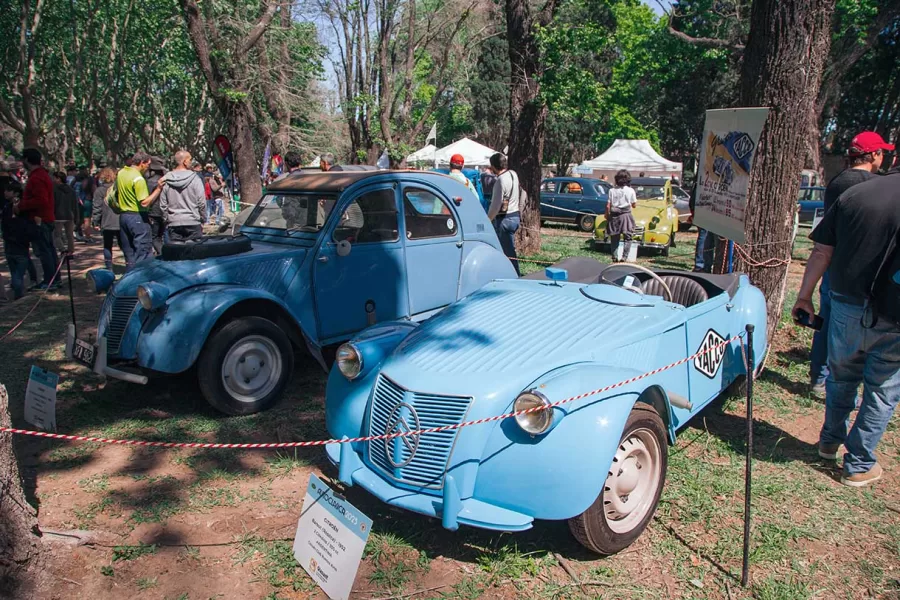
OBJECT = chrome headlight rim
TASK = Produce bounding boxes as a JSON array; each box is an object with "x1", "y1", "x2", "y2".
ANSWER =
[
  {"x1": 136, "y1": 282, "x2": 169, "y2": 311},
  {"x1": 336, "y1": 342, "x2": 363, "y2": 380},
  {"x1": 513, "y1": 390, "x2": 553, "y2": 435}
]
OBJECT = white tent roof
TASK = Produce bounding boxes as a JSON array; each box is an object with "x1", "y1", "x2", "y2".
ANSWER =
[
  {"x1": 581, "y1": 139, "x2": 682, "y2": 174},
  {"x1": 433, "y1": 137, "x2": 497, "y2": 167},
  {"x1": 405, "y1": 144, "x2": 436, "y2": 163}
]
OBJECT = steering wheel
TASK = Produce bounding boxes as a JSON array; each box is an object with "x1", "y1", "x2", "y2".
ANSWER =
[{"x1": 602, "y1": 264, "x2": 673, "y2": 303}]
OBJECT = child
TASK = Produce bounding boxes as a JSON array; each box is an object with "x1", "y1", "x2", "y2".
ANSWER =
[
  {"x1": 1, "y1": 180, "x2": 33, "y2": 299},
  {"x1": 605, "y1": 169, "x2": 638, "y2": 262}
]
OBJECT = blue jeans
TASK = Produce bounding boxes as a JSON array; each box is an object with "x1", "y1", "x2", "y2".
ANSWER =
[
  {"x1": 206, "y1": 199, "x2": 216, "y2": 224},
  {"x1": 119, "y1": 213, "x2": 152, "y2": 271},
  {"x1": 493, "y1": 212, "x2": 520, "y2": 276},
  {"x1": 809, "y1": 272, "x2": 832, "y2": 385},
  {"x1": 29, "y1": 222, "x2": 58, "y2": 285},
  {"x1": 214, "y1": 198, "x2": 224, "y2": 224},
  {"x1": 6, "y1": 252, "x2": 29, "y2": 298},
  {"x1": 694, "y1": 228, "x2": 717, "y2": 272},
  {"x1": 820, "y1": 296, "x2": 900, "y2": 474}
]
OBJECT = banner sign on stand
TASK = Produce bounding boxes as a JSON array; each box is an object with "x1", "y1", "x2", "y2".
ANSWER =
[
  {"x1": 693, "y1": 108, "x2": 769, "y2": 243},
  {"x1": 293, "y1": 474, "x2": 372, "y2": 600},
  {"x1": 24, "y1": 366, "x2": 58, "y2": 432},
  {"x1": 213, "y1": 135, "x2": 234, "y2": 181}
]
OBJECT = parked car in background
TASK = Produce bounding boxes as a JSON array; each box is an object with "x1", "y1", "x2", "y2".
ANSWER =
[
  {"x1": 432, "y1": 168, "x2": 489, "y2": 212},
  {"x1": 539, "y1": 177, "x2": 610, "y2": 232},
  {"x1": 594, "y1": 178, "x2": 680, "y2": 256},
  {"x1": 65, "y1": 171, "x2": 516, "y2": 415},
  {"x1": 325, "y1": 260, "x2": 767, "y2": 555},
  {"x1": 800, "y1": 169, "x2": 821, "y2": 187},
  {"x1": 797, "y1": 186, "x2": 825, "y2": 224}
]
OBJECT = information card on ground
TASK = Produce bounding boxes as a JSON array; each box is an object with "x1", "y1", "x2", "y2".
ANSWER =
[
  {"x1": 293, "y1": 473, "x2": 372, "y2": 600},
  {"x1": 24, "y1": 365, "x2": 58, "y2": 432}
]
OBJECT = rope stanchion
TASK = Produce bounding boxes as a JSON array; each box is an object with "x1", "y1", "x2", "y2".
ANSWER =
[
  {"x1": 0, "y1": 258, "x2": 66, "y2": 342},
  {"x1": 0, "y1": 335, "x2": 743, "y2": 449},
  {"x1": 741, "y1": 324, "x2": 756, "y2": 588}
]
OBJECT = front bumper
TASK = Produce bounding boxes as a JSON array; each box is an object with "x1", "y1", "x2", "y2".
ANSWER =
[
  {"x1": 594, "y1": 233, "x2": 670, "y2": 249},
  {"x1": 64, "y1": 324, "x2": 149, "y2": 384},
  {"x1": 325, "y1": 442, "x2": 533, "y2": 532}
]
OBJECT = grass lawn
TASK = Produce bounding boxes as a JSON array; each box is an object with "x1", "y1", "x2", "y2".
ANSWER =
[{"x1": 0, "y1": 224, "x2": 897, "y2": 599}]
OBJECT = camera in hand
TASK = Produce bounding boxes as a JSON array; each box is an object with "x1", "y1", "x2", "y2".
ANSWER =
[{"x1": 794, "y1": 308, "x2": 824, "y2": 331}]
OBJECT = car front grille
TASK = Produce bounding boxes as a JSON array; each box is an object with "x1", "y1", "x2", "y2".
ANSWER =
[
  {"x1": 366, "y1": 375, "x2": 472, "y2": 490},
  {"x1": 633, "y1": 225, "x2": 645, "y2": 239},
  {"x1": 104, "y1": 296, "x2": 138, "y2": 355}
]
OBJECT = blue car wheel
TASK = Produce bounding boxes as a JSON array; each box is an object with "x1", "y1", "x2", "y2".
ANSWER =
[{"x1": 568, "y1": 404, "x2": 668, "y2": 555}]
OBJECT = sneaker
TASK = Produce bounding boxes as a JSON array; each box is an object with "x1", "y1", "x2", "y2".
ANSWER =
[
  {"x1": 841, "y1": 463, "x2": 883, "y2": 487},
  {"x1": 818, "y1": 442, "x2": 842, "y2": 460},
  {"x1": 810, "y1": 382, "x2": 826, "y2": 398}
]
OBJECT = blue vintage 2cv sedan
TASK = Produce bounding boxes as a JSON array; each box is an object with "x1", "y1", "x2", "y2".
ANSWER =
[
  {"x1": 65, "y1": 171, "x2": 515, "y2": 415},
  {"x1": 325, "y1": 260, "x2": 768, "y2": 554}
]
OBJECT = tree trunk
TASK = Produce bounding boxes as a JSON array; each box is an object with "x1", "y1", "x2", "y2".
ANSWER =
[
  {"x1": 0, "y1": 384, "x2": 42, "y2": 596},
  {"x1": 229, "y1": 102, "x2": 262, "y2": 204},
  {"x1": 735, "y1": 0, "x2": 835, "y2": 337},
  {"x1": 505, "y1": 0, "x2": 559, "y2": 256}
]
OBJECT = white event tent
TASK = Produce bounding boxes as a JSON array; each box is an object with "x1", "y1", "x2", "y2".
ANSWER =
[
  {"x1": 577, "y1": 139, "x2": 682, "y2": 180},
  {"x1": 433, "y1": 137, "x2": 498, "y2": 167},
  {"x1": 404, "y1": 144, "x2": 437, "y2": 164}
]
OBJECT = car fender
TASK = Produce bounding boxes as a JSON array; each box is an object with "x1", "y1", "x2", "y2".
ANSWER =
[
  {"x1": 135, "y1": 285, "x2": 309, "y2": 374},
  {"x1": 458, "y1": 241, "x2": 517, "y2": 298},
  {"x1": 731, "y1": 276, "x2": 769, "y2": 370},
  {"x1": 472, "y1": 363, "x2": 665, "y2": 522}
]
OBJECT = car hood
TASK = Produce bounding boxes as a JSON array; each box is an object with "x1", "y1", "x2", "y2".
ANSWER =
[
  {"x1": 111, "y1": 241, "x2": 307, "y2": 297},
  {"x1": 377, "y1": 279, "x2": 683, "y2": 399},
  {"x1": 633, "y1": 200, "x2": 669, "y2": 225}
]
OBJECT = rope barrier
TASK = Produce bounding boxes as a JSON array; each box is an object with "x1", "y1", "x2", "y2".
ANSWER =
[
  {"x1": 0, "y1": 335, "x2": 743, "y2": 449},
  {"x1": 733, "y1": 243, "x2": 791, "y2": 269},
  {"x1": 0, "y1": 258, "x2": 66, "y2": 342}
]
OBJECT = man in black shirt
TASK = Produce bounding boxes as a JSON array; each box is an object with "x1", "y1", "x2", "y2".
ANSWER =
[
  {"x1": 807, "y1": 132, "x2": 886, "y2": 396},
  {"x1": 792, "y1": 138, "x2": 898, "y2": 487}
]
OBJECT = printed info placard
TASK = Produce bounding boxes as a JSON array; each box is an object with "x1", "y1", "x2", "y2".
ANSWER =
[
  {"x1": 24, "y1": 365, "x2": 58, "y2": 432},
  {"x1": 293, "y1": 474, "x2": 372, "y2": 600}
]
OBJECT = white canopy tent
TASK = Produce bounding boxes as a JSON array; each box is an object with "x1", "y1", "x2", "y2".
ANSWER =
[
  {"x1": 404, "y1": 144, "x2": 437, "y2": 164},
  {"x1": 433, "y1": 137, "x2": 497, "y2": 167},
  {"x1": 578, "y1": 139, "x2": 682, "y2": 180}
]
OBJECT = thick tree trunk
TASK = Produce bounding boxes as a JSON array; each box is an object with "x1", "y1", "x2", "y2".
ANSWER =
[
  {"x1": 230, "y1": 102, "x2": 263, "y2": 204},
  {"x1": 505, "y1": 0, "x2": 559, "y2": 255},
  {"x1": 0, "y1": 384, "x2": 42, "y2": 596},
  {"x1": 735, "y1": 0, "x2": 834, "y2": 337}
]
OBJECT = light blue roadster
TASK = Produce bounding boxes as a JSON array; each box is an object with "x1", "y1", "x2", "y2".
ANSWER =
[{"x1": 325, "y1": 260, "x2": 768, "y2": 554}]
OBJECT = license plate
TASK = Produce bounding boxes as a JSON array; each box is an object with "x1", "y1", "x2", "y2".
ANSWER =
[{"x1": 73, "y1": 338, "x2": 96, "y2": 369}]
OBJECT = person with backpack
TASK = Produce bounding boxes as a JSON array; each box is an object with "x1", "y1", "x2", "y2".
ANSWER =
[
  {"x1": 113, "y1": 151, "x2": 162, "y2": 271},
  {"x1": 2, "y1": 180, "x2": 33, "y2": 299},
  {"x1": 792, "y1": 139, "x2": 899, "y2": 488},
  {"x1": 92, "y1": 168, "x2": 119, "y2": 270},
  {"x1": 487, "y1": 153, "x2": 522, "y2": 275}
]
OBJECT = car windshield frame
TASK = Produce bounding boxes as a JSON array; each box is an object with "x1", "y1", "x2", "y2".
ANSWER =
[{"x1": 240, "y1": 191, "x2": 341, "y2": 238}]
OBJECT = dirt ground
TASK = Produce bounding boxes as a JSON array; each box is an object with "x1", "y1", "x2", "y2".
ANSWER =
[{"x1": 1, "y1": 227, "x2": 898, "y2": 600}]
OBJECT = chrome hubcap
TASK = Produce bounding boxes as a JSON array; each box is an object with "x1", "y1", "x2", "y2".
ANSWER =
[
  {"x1": 221, "y1": 335, "x2": 282, "y2": 403},
  {"x1": 603, "y1": 428, "x2": 662, "y2": 533}
]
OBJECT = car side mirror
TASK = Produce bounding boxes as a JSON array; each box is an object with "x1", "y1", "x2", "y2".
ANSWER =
[{"x1": 336, "y1": 239, "x2": 352, "y2": 257}]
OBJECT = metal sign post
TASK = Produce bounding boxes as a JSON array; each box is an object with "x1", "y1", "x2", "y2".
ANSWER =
[
  {"x1": 741, "y1": 323, "x2": 755, "y2": 587},
  {"x1": 65, "y1": 254, "x2": 76, "y2": 333}
]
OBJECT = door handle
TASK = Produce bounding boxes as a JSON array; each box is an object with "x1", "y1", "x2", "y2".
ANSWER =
[
  {"x1": 317, "y1": 256, "x2": 329, "y2": 263},
  {"x1": 456, "y1": 241, "x2": 463, "y2": 248}
]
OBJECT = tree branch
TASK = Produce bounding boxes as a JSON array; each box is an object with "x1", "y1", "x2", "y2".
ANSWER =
[
  {"x1": 667, "y1": 10, "x2": 745, "y2": 51},
  {"x1": 241, "y1": 0, "x2": 281, "y2": 55}
]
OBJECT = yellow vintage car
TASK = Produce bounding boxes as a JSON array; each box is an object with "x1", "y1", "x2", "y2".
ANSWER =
[{"x1": 593, "y1": 177, "x2": 680, "y2": 257}]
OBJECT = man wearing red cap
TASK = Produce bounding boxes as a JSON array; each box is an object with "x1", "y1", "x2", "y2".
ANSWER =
[
  {"x1": 447, "y1": 154, "x2": 479, "y2": 202},
  {"x1": 792, "y1": 131, "x2": 898, "y2": 487},
  {"x1": 807, "y1": 131, "x2": 892, "y2": 397}
]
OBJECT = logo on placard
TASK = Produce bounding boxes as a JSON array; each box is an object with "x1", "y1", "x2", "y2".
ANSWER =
[
  {"x1": 309, "y1": 557, "x2": 318, "y2": 573},
  {"x1": 384, "y1": 402, "x2": 420, "y2": 467},
  {"x1": 694, "y1": 329, "x2": 727, "y2": 378}
]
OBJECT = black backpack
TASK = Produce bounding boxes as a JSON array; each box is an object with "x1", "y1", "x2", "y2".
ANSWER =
[{"x1": 863, "y1": 228, "x2": 900, "y2": 328}]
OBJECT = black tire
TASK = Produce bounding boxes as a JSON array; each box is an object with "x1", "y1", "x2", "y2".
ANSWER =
[
  {"x1": 198, "y1": 316, "x2": 294, "y2": 415},
  {"x1": 569, "y1": 405, "x2": 668, "y2": 555},
  {"x1": 162, "y1": 234, "x2": 252, "y2": 261},
  {"x1": 579, "y1": 214, "x2": 597, "y2": 232}
]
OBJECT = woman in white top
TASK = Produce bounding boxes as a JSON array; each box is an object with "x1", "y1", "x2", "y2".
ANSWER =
[{"x1": 604, "y1": 169, "x2": 637, "y2": 262}]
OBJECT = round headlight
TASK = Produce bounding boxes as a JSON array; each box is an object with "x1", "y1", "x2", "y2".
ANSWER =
[
  {"x1": 336, "y1": 343, "x2": 363, "y2": 380},
  {"x1": 513, "y1": 391, "x2": 553, "y2": 435},
  {"x1": 137, "y1": 285, "x2": 153, "y2": 310}
]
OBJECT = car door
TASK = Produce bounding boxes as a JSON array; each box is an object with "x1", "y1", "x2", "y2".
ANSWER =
[
  {"x1": 539, "y1": 180, "x2": 559, "y2": 218},
  {"x1": 402, "y1": 184, "x2": 463, "y2": 316},
  {"x1": 313, "y1": 185, "x2": 408, "y2": 342},
  {"x1": 682, "y1": 295, "x2": 735, "y2": 413},
  {"x1": 554, "y1": 180, "x2": 585, "y2": 221},
  {"x1": 583, "y1": 183, "x2": 608, "y2": 217}
]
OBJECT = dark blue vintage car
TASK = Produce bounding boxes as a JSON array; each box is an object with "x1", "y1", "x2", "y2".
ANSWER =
[
  {"x1": 798, "y1": 186, "x2": 825, "y2": 223},
  {"x1": 66, "y1": 171, "x2": 516, "y2": 415},
  {"x1": 540, "y1": 177, "x2": 610, "y2": 231}
]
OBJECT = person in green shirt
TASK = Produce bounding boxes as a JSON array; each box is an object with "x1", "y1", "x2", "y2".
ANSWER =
[{"x1": 117, "y1": 152, "x2": 162, "y2": 270}]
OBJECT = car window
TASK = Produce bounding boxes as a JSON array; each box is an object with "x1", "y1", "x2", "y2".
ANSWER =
[
  {"x1": 404, "y1": 188, "x2": 457, "y2": 240},
  {"x1": 594, "y1": 183, "x2": 610, "y2": 196},
  {"x1": 633, "y1": 185, "x2": 665, "y2": 200},
  {"x1": 674, "y1": 186, "x2": 689, "y2": 199},
  {"x1": 243, "y1": 193, "x2": 337, "y2": 232},
  {"x1": 540, "y1": 181, "x2": 558, "y2": 193},
  {"x1": 333, "y1": 189, "x2": 399, "y2": 244},
  {"x1": 797, "y1": 188, "x2": 824, "y2": 202},
  {"x1": 560, "y1": 182, "x2": 583, "y2": 195}
]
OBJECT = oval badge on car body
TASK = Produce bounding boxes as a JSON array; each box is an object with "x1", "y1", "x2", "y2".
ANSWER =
[{"x1": 384, "y1": 402, "x2": 420, "y2": 467}]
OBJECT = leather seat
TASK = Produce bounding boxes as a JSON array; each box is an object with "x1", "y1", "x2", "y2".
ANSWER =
[{"x1": 643, "y1": 275, "x2": 709, "y2": 307}]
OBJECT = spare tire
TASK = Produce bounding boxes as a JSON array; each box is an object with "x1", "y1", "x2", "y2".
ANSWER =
[{"x1": 161, "y1": 234, "x2": 252, "y2": 261}]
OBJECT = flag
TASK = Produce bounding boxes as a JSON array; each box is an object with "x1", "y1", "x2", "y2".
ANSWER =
[
  {"x1": 213, "y1": 135, "x2": 234, "y2": 181},
  {"x1": 426, "y1": 123, "x2": 437, "y2": 145},
  {"x1": 260, "y1": 141, "x2": 271, "y2": 180}
]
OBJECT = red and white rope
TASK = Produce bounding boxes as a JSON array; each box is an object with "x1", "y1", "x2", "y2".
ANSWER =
[
  {"x1": 0, "y1": 335, "x2": 743, "y2": 449},
  {"x1": 0, "y1": 258, "x2": 66, "y2": 342}
]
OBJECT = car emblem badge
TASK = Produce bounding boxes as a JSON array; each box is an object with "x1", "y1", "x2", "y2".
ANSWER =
[
  {"x1": 384, "y1": 402, "x2": 420, "y2": 468},
  {"x1": 694, "y1": 329, "x2": 727, "y2": 378}
]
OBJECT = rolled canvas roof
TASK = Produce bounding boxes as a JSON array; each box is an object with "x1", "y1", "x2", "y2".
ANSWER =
[{"x1": 581, "y1": 139, "x2": 682, "y2": 174}]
